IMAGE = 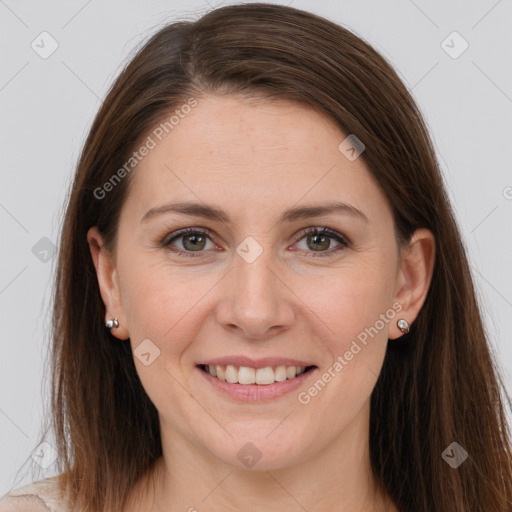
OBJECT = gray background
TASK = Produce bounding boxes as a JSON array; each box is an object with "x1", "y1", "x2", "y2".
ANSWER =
[{"x1": 1, "y1": 0, "x2": 511, "y2": 494}]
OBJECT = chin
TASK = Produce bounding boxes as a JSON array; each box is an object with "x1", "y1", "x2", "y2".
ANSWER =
[{"x1": 205, "y1": 428, "x2": 310, "y2": 471}]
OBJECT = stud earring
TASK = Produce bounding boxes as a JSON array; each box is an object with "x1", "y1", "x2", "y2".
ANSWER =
[
  {"x1": 397, "y1": 318, "x2": 410, "y2": 334},
  {"x1": 105, "y1": 318, "x2": 119, "y2": 329}
]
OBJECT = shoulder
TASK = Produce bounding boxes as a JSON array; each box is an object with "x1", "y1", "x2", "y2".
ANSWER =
[{"x1": 0, "y1": 475, "x2": 66, "y2": 512}]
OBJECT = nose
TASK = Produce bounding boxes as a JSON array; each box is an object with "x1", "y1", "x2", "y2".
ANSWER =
[{"x1": 214, "y1": 249, "x2": 296, "y2": 341}]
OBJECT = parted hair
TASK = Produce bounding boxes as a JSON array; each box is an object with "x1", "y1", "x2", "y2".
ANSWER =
[{"x1": 13, "y1": 3, "x2": 512, "y2": 511}]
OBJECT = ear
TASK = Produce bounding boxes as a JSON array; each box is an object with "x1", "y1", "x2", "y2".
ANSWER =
[
  {"x1": 390, "y1": 228, "x2": 436, "y2": 340},
  {"x1": 87, "y1": 226, "x2": 130, "y2": 340}
]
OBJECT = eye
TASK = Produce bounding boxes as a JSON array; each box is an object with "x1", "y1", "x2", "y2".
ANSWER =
[
  {"x1": 292, "y1": 227, "x2": 350, "y2": 257},
  {"x1": 161, "y1": 226, "x2": 350, "y2": 258},
  {"x1": 162, "y1": 228, "x2": 216, "y2": 257}
]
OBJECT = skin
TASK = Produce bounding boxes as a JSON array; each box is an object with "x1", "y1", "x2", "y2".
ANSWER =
[{"x1": 87, "y1": 94, "x2": 435, "y2": 511}]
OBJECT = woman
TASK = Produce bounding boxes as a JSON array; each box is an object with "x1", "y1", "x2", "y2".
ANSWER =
[{"x1": 1, "y1": 3, "x2": 511, "y2": 511}]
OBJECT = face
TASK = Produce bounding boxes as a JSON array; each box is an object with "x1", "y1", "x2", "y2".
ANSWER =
[{"x1": 88, "y1": 94, "x2": 430, "y2": 472}]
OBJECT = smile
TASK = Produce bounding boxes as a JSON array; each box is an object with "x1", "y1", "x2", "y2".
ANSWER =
[
  {"x1": 198, "y1": 364, "x2": 316, "y2": 385},
  {"x1": 196, "y1": 359, "x2": 318, "y2": 402}
]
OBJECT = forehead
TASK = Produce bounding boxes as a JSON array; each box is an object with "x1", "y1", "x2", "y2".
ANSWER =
[{"x1": 122, "y1": 94, "x2": 390, "y2": 225}]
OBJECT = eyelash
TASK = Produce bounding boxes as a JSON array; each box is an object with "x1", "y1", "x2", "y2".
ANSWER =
[{"x1": 159, "y1": 227, "x2": 351, "y2": 259}]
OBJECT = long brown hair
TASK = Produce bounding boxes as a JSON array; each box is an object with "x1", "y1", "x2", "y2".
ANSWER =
[{"x1": 14, "y1": 3, "x2": 512, "y2": 510}]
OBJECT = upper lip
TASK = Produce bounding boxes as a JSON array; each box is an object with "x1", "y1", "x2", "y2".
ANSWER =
[{"x1": 197, "y1": 356, "x2": 316, "y2": 369}]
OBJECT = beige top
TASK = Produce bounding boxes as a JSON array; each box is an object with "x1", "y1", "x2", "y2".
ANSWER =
[{"x1": 0, "y1": 476, "x2": 66, "y2": 512}]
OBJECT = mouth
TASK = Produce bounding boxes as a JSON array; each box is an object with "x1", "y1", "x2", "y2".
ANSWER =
[
  {"x1": 197, "y1": 363, "x2": 317, "y2": 385},
  {"x1": 195, "y1": 360, "x2": 318, "y2": 402}
]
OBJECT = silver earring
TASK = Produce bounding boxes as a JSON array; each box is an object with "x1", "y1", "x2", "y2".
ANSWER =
[
  {"x1": 105, "y1": 318, "x2": 119, "y2": 329},
  {"x1": 397, "y1": 318, "x2": 410, "y2": 334}
]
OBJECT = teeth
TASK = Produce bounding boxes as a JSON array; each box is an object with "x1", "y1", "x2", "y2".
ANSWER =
[
  {"x1": 204, "y1": 364, "x2": 310, "y2": 385},
  {"x1": 238, "y1": 366, "x2": 255, "y2": 384},
  {"x1": 274, "y1": 365, "x2": 287, "y2": 382},
  {"x1": 256, "y1": 367, "x2": 274, "y2": 385},
  {"x1": 225, "y1": 364, "x2": 238, "y2": 384},
  {"x1": 286, "y1": 366, "x2": 297, "y2": 379}
]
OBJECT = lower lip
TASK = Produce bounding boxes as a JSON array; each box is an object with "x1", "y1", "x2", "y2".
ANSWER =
[{"x1": 197, "y1": 366, "x2": 317, "y2": 402}]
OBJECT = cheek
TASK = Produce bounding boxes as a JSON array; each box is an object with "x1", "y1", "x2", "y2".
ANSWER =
[
  {"x1": 119, "y1": 260, "x2": 219, "y2": 361},
  {"x1": 123, "y1": 273, "x2": 176, "y2": 337},
  {"x1": 305, "y1": 259, "x2": 396, "y2": 347},
  {"x1": 308, "y1": 259, "x2": 396, "y2": 407},
  {"x1": 119, "y1": 265, "x2": 210, "y2": 420}
]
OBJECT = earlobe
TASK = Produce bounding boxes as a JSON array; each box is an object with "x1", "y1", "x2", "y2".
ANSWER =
[
  {"x1": 390, "y1": 228, "x2": 436, "y2": 340},
  {"x1": 86, "y1": 227, "x2": 130, "y2": 340}
]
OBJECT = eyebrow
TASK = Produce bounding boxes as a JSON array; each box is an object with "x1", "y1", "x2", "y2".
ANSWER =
[{"x1": 140, "y1": 200, "x2": 369, "y2": 225}]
